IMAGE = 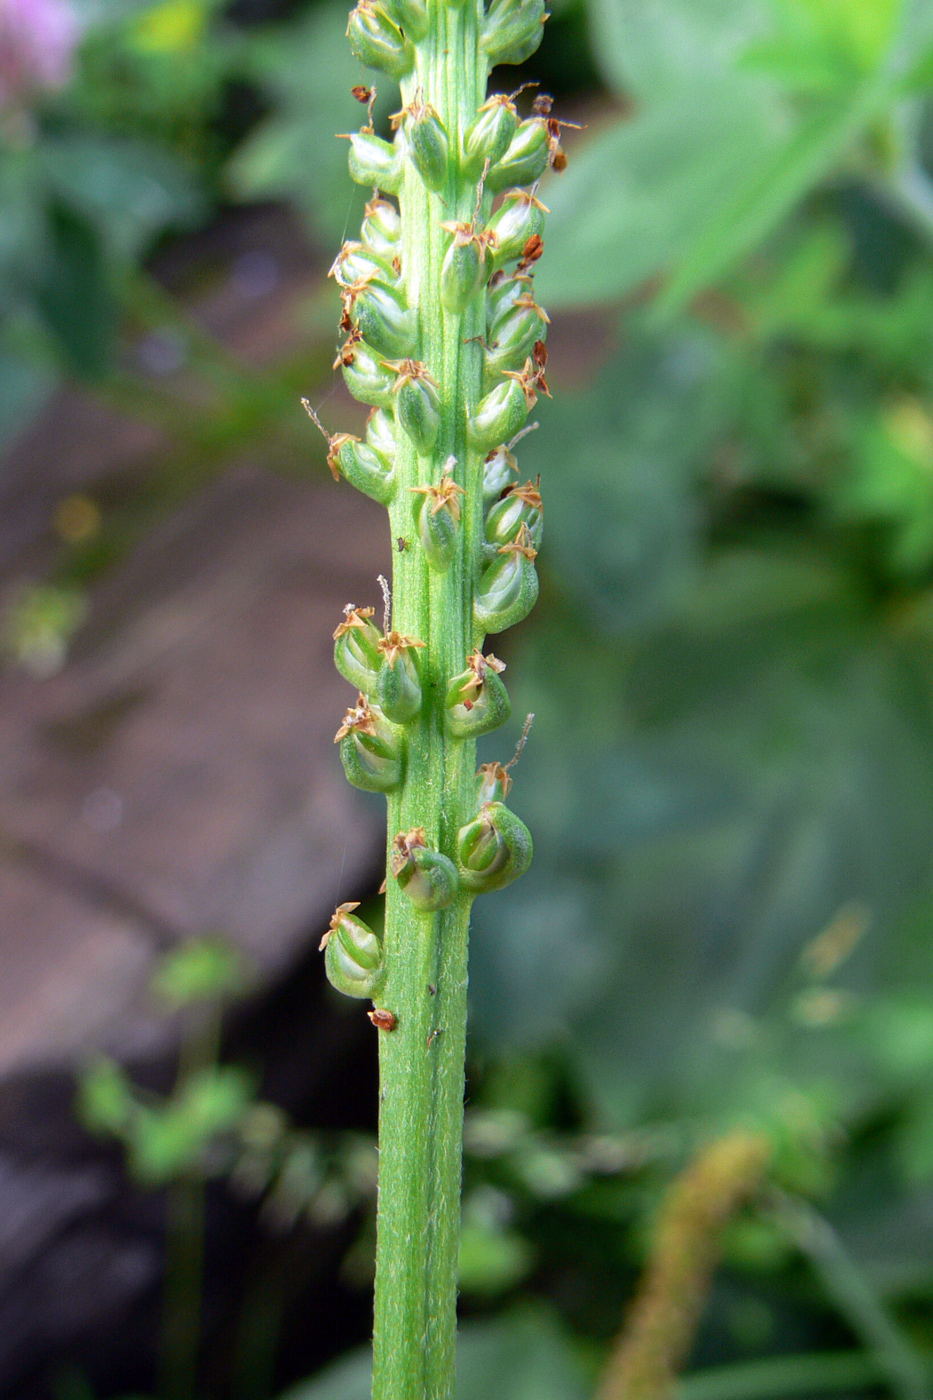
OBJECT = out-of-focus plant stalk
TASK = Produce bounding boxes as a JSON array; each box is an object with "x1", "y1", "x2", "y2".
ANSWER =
[
  {"x1": 596, "y1": 1131, "x2": 771, "y2": 1400},
  {"x1": 314, "y1": 0, "x2": 558, "y2": 1392}
]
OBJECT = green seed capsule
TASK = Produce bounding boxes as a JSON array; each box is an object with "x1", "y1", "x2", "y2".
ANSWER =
[
  {"x1": 341, "y1": 339, "x2": 396, "y2": 409},
  {"x1": 405, "y1": 102, "x2": 451, "y2": 192},
  {"x1": 445, "y1": 651, "x2": 511, "y2": 738},
  {"x1": 347, "y1": 1, "x2": 414, "y2": 81},
  {"x1": 337, "y1": 696, "x2": 404, "y2": 792},
  {"x1": 375, "y1": 632, "x2": 425, "y2": 723},
  {"x1": 361, "y1": 197, "x2": 401, "y2": 261},
  {"x1": 386, "y1": 360, "x2": 441, "y2": 453},
  {"x1": 346, "y1": 279, "x2": 417, "y2": 358},
  {"x1": 486, "y1": 120, "x2": 549, "y2": 194},
  {"x1": 322, "y1": 902, "x2": 386, "y2": 1000},
  {"x1": 366, "y1": 406, "x2": 397, "y2": 460},
  {"x1": 462, "y1": 95, "x2": 518, "y2": 177},
  {"x1": 331, "y1": 241, "x2": 397, "y2": 289},
  {"x1": 333, "y1": 606, "x2": 384, "y2": 694},
  {"x1": 348, "y1": 132, "x2": 404, "y2": 193},
  {"x1": 457, "y1": 801, "x2": 533, "y2": 893},
  {"x1": 484, "y1": 480, "x2": 543, "y2": 552},
  {"x1": 489, "y1": 190, "x2": 547, "y2": 267},
  {"x1": 440, "y1": 223, "x2": 493, "y2": 315},
  {"x1": 468, "y1": 377, "x2": 529, "y2": 453},
  {"x1": 481, "y1": 0, "x2": 547, "y2": 66},
  {"x1": 391, "y1": 829, "x2": 460, "y2": 912},
  {"x1": 332, "y1": 437, "x2": 395, "y2": 504},
  {"x1": 409, "y1": 470, "x2": 465, "y2": 571},
  {"x1": 483, "y1": 443, "x2": 519, "y2": 504},
  {"x1": 381, "y1": 0, "x2": 429, "y2": 40},
  {"x1": 485, "y1": 297, "x2": 548, "y2": 379},
  {"x1": 486, "y1": 271, "x2": 534, "y2": 325},
  {"x1": 474, "y1": 530, "x2": 539, "y2": 633}
]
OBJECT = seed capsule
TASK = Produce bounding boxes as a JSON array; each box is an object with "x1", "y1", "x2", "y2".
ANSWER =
[
  {"x1": 331, "y1": 241, "x2": 397, "y2": 289},
  {"x1": 439, "y1": 221, "x2": 495, "y2": 314},
  {"x1": 462, "y1": 94, "x2": 518, "y2": 177},
  {"x1": 361, "y1": 197, "x2": 401, "y2": 261},
  {"x1": 489, "y1": 190, "x2": 547, "y2": 267},
  {"x1": 474, "y1": 526, "x2": 539, "y2": 633},
  {"x1": 347, "y1": 131, "x2": 404, "y2": 193},
  {"x1": 483, "y1": 443, "x2": 520, "y2": 504},
  {"x1": 321, "y1": 902, "x2": 386, "y2": 1000},
  {"x1": 336, "y1": 695, "x2": 404, "y2": 792},
  {"x1": 330, "y1": 435, "x2": 396, "y2": 504},
  {"x1": 341, "y1": 338, "x2": 396, "y2": 409},
  {"x1": 374, "y1": 631, "x2": 426, "y2": 723},
  {"x1": 343, "y1": 278, "x2": 417, "y2": 358},
  {"x1": 366, "y1": 406, "x2": 398, "y2": 460},
  {"x1": 457, "y1": 801, "x2": 533, "y2": 893},
  {"x1": 333, "y1": 605, "x2": 384, "y2": 694},
  {"x1": 385, "y1": 359, "x2": 441, "y2": 453},
  {"x1": 403, "y1": 99, "x2": 451, "y2": 192},
  {"x1": 391, "y1": 828, "x2": 460, "y2": 911},
  {"x1": 485, "y1": 295, "x2": 549, "y2": 379},
  {"x1": 468, "y1": 377, "x2": 529, "y2": 453},
  {"x1": 410, "y1": 469, "x2": 465, "y2": 571},
  {"x1": 381, "y1": 0, "x2": 429, "y2": 40},
  {"x1": 486, "y1": 119, "x2": 549, "y2": 194},
  {"x1": 486, "y1": 271, "x2": 534, "y2": 325},
  {"x1": 347, "y1": 1, "x2": 414, "y2": 81},
  {"x1": 484, "y1": 480, "x2": 543, "y2": 553},
  {"x1": 445, "y1": 651, "x2": 511, "y2": 738},
  {"x1": 481, "y1": 0, "x2": 547, "y2": 66}
]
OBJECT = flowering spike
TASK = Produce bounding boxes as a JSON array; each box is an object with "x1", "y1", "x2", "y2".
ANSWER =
[
  {"x1": 391, "y1": 828, "x2": 460, "y2": 911},
  {"x1": 445, "y1": 650, "x2": 511, "y2": 738},
  {"x1": 322, "y1": 903, "x2": 386, "y2": 1000}
]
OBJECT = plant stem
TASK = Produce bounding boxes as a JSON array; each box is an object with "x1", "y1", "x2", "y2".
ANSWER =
[{"x1": 373, "y1": 14, "x2": 485, "y2": 1400}]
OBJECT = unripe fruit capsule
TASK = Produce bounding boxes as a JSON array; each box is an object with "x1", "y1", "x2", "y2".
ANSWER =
[
  {"x1": 488, "y1": 190, "x2": 547, "y2": 267},
  {"x1": 391, "y1": 829, "x2": 460, "y2": 911},
  {"x1": 445, "y1": 652, "x2": 511, "y2": 739},
  {"x1": 474, "y1": 537, "x2": 539, "y2": 633},
  {"x1": 347, "y1": 280, "x2": 417, "y2": 359},
  {"x1": 336, "y1": 696, "x2": 404, "y2": 793},
  {"x1": 375, "y1": 633, "x2": 425, "y2": 723},
  {"x1": 341, "y1": 339, "x2": 396, "y2": 409},
  {"x1": 457, "y1": 802, "x2": 533, "y2": 893},
  {"x1": 381, "y1": 0, "x2": 429, "y2": 40},
  {"x1": 406, "y1": 103, "x2": 451, "y2": 192},
  {"x1": 468, "y1": 377, "x2": 529, "y2": 453},
  {"x1": 333, "y1": 606, "x2": 384, "y2": 694},
  {"x1": 331, "y1": 242, "x2": 397, "y2": 289},
  {"x1": 347, "y1": 1, "x2": 414, "y2": 81},
  {"x1": 462, "y1": 95, "x2": 518, "y2": 178},
  {"x1": 481, "y1": 0, "x2": 547, "y2": 67},
  {"x1": 366, "y1": 407, "x2": 397, "y2": 460},
  {"x1": 486, "y1": 120, "x2": 549, "y2": 194},
  {"x1": 348, "y1": 132, "x2": 404, "y2": 194},
  {"x1": 322, "y1": 904, "x2": 386, "y2": 1000},
  {"x1": 361, "y1": 198, "x2": 401, "y2": 260}
]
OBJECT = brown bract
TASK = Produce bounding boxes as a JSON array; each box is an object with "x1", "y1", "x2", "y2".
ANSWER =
[
  {"x1": 390, "y1": 91, "x2": 440, "y2": 131},
  {"x1": 477, "y1": 760, "x2": 513, "y2": 798},
  {"x1": 498, "y1": 522, "x2": 537, "y2": 561},
  {"x1": 320, "y1": 900, "x2": 361, "y2": 951},
  {"x1": 409, "y1": 473, "x2": 465, "y2": 520},
  {"x1": 478, "y1": 92, "x2": 518, "y2": 117},
  {"x1": 369, "y1": 1009, "x2": 398, "y2": 1031},
  {"x1": 512, "y1": 292, "x2": 549, "y2": 323},
  {"x1": 382, "y1": 358, "x2": 437, "y2": 390},
  {"x1": 462, "y1": 649, "x2": 506, "y2": 696},
  {"x1": 390, "y1": 826, "x2": 428, "y2": 875},
  {"x1": 503, "y1": 354, "x2": 549, "y2": 408},
  {"x1": 377, "y1": 631, "x2": 427, "y2": 667},
  {"x1": 333, "y1": 604, "x2": 376, "y2": 640},
  {"x1": 518, "y1": 235, "x2": 544, "y2": 271},
  {"x1": 334, "y1": 694, "x2": 379, "y2": 743},
  {"x1": 333, "y1": 328, "x2": 362, "y2": 370},
  {"x1": 507, "y1": 480, "x2": 543, "y2": 511},
  {"x1": 439, "y1": 219, "x2": 497, "y2": 256},
  {"x1": 324, "y1": 431, "x2": 360, "y2": 482}
]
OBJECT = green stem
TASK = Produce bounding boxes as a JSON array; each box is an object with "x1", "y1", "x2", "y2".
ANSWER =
[{"x1": 373, "y1": 11, "x2": 485, "y2": 1400}]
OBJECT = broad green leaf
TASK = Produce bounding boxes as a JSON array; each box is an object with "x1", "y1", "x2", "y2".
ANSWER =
[
  {"x1": 584, "y1": 0, "x2": 768, "y2": 99},
  {"x1": 536, "y1": 79, "x2": 783, "y2": 309},
  {"x1": 654, "y1": 77, "x2": 889, "y2": 319}
]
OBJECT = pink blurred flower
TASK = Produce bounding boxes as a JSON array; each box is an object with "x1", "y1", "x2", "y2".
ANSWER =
[{"x1": 0, "y1": 0, "x2": 80, "y2": 110}]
